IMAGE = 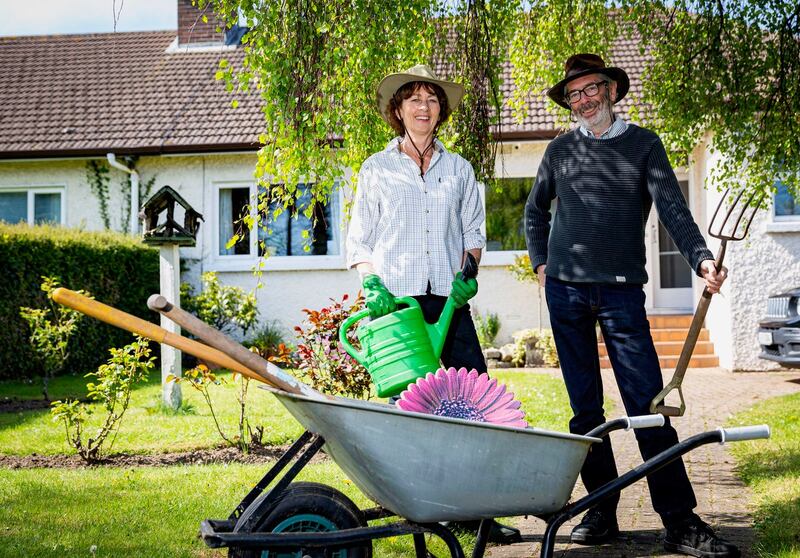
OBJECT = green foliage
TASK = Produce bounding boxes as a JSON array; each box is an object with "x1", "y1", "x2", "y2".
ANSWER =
[
  {"x1": 512, "y1": 328, "x2": 559, "y2": 367},
  {"x1": 18, "y1": 277, "x2": 89, "y2": 400},
  {"x1": 198, "y1": 0, "x2": 792, "y2": 228},
  {"x1": 625, "y1": 0, "x2": 800, "y2": 199},
  {"x1": 85, "y1": 160, "x2": 111, "y2": 229},
  {"x1": 0, "y1": 222, "x2": 159, "y2": 380},
  {"x1": 50, "y1": 337, "x2": 155, "y2": 462},
  {"x1": 169, "y1": 364, "x2": 264, "y2": 453},
  {"x1": 728, "y1": 392, "x2": 800, "y2": 556},
  {"x1": 474, "y1": 311, "x2": 501, "y2": 349},
  {"x1": 486, "y1": 177, "x2": 531, "y2": 251},
  {"x1": 245, "y1": 320, "x2": 296, "y2": 366},
  {"x1": 294, "y1": 293, "x2": 372, "y2": 399},
  {"x1": 507, "y1": 254, "x2": 538, "y2": 284},
  {"x1": 181, "y1": 271, "x2": 258, "y2": 336}
]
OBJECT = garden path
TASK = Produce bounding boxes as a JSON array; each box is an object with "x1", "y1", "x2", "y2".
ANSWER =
[{"x1": 487, "y1": 366, "x2": 800, "y2": 558}]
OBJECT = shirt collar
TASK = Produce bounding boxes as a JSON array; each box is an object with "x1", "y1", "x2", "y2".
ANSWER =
[{"x1": 579, "y1": 116, "x2": 628, "y2": 140}]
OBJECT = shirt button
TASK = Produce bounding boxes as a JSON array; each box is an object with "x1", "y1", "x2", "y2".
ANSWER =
[{"x1": 426, "y1": 251, "x2": 430, "y2": 255}]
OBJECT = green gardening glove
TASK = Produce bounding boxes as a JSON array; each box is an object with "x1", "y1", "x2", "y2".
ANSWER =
[
  {"x1": 450, "y1": 272, "x2": 478, "y2": 308},
  {"x1": 362, "y1": 274, "x2": 397, "y2": 319}
]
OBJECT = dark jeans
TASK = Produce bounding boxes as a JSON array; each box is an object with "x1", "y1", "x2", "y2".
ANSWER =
[
  {"x1": 413, "y1": 294, "x2": 487, "y2": 373},
  {"x1": 545, "y1": 277, "x2": 696, "y2": 525}
]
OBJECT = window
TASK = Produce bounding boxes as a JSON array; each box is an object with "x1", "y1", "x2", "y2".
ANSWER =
[
  {"x1": 217, "y1": 183, "x2": 340, "y2": 258},
  {"x1": 485, "y1": 177, "x2": 533, "y2": 251},
  {"x1": 0, "y1": 189, "x2": 63, "y2": 225},
  {"x1": 774, "y1": 180, "x2": 800, "y2": 221}
]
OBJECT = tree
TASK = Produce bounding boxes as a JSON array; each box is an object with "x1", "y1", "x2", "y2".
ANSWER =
[{"x1": 197, "y1": 0, "x2": 798, "y2": 229}]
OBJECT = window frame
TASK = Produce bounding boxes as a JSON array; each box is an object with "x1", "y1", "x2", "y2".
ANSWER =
[
  {"x1": 210, "y1": 181, "x2": 346, "y2": 272},
  {"x1": 0, "y1": 186, "x2": 65, "y2": 225},
  {"x1": 766, "y1": 179, "x2": 800, "y2": 233}
]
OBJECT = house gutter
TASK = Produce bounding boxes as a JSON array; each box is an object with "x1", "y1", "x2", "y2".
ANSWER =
[{"x1": 106, "y1": 153, "x2": 140, "y2": 235}]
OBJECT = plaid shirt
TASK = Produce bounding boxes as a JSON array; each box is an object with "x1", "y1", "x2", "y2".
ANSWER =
[{"x1": 346, "y1": 138, "x2": 485, "y2": 297}]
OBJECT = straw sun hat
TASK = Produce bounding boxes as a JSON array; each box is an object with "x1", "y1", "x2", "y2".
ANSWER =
[{"x1": 376, "y1": 64, "x2": 465, "y2": 124}]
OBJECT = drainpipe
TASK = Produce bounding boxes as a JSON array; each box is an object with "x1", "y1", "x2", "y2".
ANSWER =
[{"x1": 106, "y1": 153, "x2": 140, "y2": 234}]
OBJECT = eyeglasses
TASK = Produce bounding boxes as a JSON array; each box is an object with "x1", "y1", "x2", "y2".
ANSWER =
[{"x1": 566, "y1": 81, "x2": 608, "y2": 105}]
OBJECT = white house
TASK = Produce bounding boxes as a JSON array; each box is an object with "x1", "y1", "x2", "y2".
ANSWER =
[{"x1": 1, "y1": 0, "x2": 798, "y2": 371}]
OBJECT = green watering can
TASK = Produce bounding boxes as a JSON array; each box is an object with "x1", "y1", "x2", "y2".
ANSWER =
[{"x1": 339, "y1": 255, "x2": 478, "y2": 398}]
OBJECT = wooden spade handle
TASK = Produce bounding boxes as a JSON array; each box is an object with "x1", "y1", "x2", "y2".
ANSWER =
[{"x1": 51, "y1": 288, "x2": 270, "y2": 386}]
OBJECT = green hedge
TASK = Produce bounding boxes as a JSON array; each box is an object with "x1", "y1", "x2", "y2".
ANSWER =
[{"x1": 0, "y1": 223, "x2": 159, "y2": 380}]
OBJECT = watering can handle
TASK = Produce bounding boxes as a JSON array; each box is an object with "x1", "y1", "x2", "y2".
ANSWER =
[
  {"x1": 339, "y1": 296, "x2": 419, "y2": 367},
  {"x1": 428, "y1": 253, "x2": 480, "y2": 360}
]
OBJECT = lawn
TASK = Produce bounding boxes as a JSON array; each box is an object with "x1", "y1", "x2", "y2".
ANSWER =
[
  {"x1": 728, "y1": 392, "x2": 800, "y2": 558},
  {"x1": 0, "y1": 368, "x2": 572, "y2": 557}
]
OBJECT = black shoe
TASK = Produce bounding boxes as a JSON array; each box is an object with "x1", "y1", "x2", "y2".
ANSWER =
[
  {"x1": 664, "y1": 514, "x2": 740, "y2": 558},
  {"x1": 570, "y1": 508, "x2": 620, "y2": 545},
  {"x1": 446, "y1": 520, "x2": 523, "y2": 545}
]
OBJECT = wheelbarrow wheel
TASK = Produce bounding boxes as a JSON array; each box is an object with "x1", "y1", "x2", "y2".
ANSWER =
[{"x1": 230, "y1": 481, "x2": 372, "y2": 558}]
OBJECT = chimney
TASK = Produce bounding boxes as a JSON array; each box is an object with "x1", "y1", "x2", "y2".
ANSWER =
[{"x1": 177, "y1": 0, "x2": 226, "y2": 46}]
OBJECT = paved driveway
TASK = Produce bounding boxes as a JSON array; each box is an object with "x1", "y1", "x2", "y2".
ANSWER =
[{"x1": 487, "y1": 367, "x2": 800, "y2": 558}]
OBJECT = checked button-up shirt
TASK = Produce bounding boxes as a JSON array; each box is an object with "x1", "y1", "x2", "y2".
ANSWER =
[{"x1": 346, "y1": 138, "x2": 486, "y2": 298}]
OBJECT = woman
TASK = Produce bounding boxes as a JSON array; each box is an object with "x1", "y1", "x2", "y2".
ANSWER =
[{"x1": 346, "y1": 64, "x2": 486, "y2": 374}]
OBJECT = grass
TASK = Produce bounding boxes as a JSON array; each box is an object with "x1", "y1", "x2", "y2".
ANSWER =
[
  {"x1": 0, "y1": 368, "x2": 573, "y2": 557},
  {"x1": 728, "y1": 392, "x2": 800, "y2": 558}
]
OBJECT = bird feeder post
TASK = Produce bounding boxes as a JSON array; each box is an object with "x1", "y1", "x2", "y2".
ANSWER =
[{"x1": 140, "y1": 186, "x2": 204, "y2": 410}]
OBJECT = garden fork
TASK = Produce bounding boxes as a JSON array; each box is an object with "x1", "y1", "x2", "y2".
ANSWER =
[{"x1": 650, "y1": 188, "x2": 765, "y2": 417}]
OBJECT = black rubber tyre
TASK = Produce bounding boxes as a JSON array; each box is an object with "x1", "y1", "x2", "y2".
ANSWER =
[{"x1": 229, "y1": 482, "x2": 372, "y2": 558}]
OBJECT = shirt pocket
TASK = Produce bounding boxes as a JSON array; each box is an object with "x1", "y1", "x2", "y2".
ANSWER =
[{"x1": 430, "y1": 175, "x2": 462, "y2": 217}]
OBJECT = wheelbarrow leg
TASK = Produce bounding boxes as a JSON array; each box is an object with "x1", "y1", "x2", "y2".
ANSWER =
[
  {"x1": 413, "y1": 533, "x2": 427, "y2": 557},
  {"x1": 470, "y1": 519, "x2": 493, "y2": 558}
]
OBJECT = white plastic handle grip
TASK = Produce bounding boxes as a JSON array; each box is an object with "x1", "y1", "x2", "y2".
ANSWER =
[
  {"x1": 718, "y1": 425, "x2": 771, "y2": 444},
  {"x1": 625, "y1": 414, "x2": 666, "y2": 430}
]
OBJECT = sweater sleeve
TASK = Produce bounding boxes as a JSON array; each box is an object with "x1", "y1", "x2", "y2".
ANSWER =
[
  {"x1": 525, "y1": 148, "x2": 555, "y2": 272},
  {"x1": 646, "y1": 139, "x2": 713, "y2": 275}
]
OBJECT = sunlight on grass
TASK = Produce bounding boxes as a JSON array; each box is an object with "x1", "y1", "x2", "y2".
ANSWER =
[
  {"x1": 1, "y1": 369, "x2": 572, "y2": 456},
  {"x1": 0, "y1": 461, "x2": 475, "y2": 558},
  {"x1": 728, "y1": 392, "x2": 800, "y2": 558}
]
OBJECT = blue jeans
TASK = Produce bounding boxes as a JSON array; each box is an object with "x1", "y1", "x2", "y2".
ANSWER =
[{"x1": 545, "y1": 277, "x2": 696, "y2": 525}]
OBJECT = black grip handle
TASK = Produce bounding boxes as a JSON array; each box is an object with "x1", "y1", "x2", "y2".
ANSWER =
[{"x1": 462, "y1": 252, "x2": 479, "y2": 280}]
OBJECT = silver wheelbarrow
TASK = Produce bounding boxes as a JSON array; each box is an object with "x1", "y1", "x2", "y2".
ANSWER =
[{"x1": 52, "y1": 289, "x2": 771, "y2": 558}]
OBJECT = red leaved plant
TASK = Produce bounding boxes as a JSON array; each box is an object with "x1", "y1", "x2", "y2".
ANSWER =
[{"x1": 294, "y1": 293, "x2": 372, "y2": 399}]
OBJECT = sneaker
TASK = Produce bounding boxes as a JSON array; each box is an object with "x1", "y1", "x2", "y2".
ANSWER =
[
  {"x1": 446, "y1": 519, "x2": 523, "y2": 545},
  {"x1": 570, "y1": 508, "x2": 620, "y2": 545},
  {"x1": 664, "y1": 514, "x2": 741, "y2": 558}
]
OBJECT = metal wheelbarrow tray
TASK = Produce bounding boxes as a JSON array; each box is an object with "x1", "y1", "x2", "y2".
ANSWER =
[{"x1": 49, "y1": 289, "x2": 770, "y2": 558}]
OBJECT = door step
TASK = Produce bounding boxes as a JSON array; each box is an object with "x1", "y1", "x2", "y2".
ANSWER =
[{"x1": 598, "y1": 314, "x2": 719, "y2": 369}]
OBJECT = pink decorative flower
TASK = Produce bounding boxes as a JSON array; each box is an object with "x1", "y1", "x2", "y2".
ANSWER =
[{"x1": 397, "y1": 367, "x2": 528, "y2": 428}]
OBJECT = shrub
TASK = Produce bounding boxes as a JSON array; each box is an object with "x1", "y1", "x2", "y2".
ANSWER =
[
  {"x1": 181, "y1": 272, "x2": 258, "y2": 337},
  {"x1": 0, "y1": 223, "x2": 159, "y2": 380},
  {"x1": 474, "y1": 311, "x2": 501, "y2": 348},
  {"x1": 50, "y1": 337, "x2": 155, "y2": 462},
  {"x1": 511, "y1": 328, "x2": 560, "y2": 368},
  {"x1": 19, "y1": 277, "x2": 90, "y2": 400},
  {"x1": 245, "y1": 320, "x2": 296, "y2": 366},
  {"x1": 294, "y1": 293, "x2": 372, "y2": 399}
]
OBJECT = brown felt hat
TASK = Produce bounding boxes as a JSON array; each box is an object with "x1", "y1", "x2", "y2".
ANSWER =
[{"x1": 547, "y1": 53, "x2": 630, "y2": 110}]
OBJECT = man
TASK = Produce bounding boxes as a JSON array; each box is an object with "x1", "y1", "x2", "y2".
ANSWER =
[{"x1": 525, "y1": 53, "x2": 738, "y2": 558}]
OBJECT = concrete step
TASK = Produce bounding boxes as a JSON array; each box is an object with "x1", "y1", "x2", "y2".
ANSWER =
[
  {"x1": 599, "y1": 354, "x2": 719, "y2": 369},
  {"x1": 597, "y1": 340, "x2": 716, "y2": 357},
  {"x1": 651, "y1": 328, "x2": 709, "y2": 342}
]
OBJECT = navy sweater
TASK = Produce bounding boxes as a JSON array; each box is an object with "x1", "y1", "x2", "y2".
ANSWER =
[{"x1": 525, "y1": 125, "x2": 712, "y2": 285}]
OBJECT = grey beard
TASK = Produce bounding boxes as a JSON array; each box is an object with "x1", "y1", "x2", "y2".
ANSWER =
[{"x1": 574, "y1": 91, "x2": 615, "y2": 134}]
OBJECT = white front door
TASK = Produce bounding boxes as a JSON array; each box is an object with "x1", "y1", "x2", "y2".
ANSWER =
[{"x1": 649, "y1": 179, "x2": 694, "y2": 309}]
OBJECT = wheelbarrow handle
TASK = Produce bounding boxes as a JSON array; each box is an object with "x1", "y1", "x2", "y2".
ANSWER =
[{"x1": 51, "y1": 288, "x2": 271, "y2": 386}]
